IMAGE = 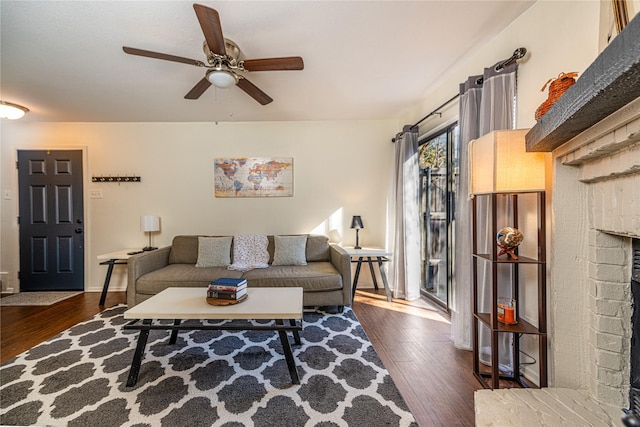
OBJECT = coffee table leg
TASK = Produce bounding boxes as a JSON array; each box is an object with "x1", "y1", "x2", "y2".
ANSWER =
[
  {"x1": 169, "y1": 319, "x2": 181, "y2": 344},
  {"x1": 289, "y1": 319, "x2": 301, "y2": 345},
  {"x1": 276, "y1": 319, "x2": 299, "y2": 384},
  {"x1": 126, "y1": 319, "x2": 152, "y2": 387}
]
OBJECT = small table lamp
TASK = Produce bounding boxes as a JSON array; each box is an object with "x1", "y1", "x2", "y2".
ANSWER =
[
  {"x1": 140, "y1": 215, "x2": 160, "y2": 251},
  {"x1": 350, "y1": 215, "x2": 364, "y2": 249}
]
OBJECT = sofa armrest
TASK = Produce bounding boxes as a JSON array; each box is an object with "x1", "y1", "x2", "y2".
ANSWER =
[
  {"x1": 330, "y1": 244, "x2": 353, "y2": 305},
  {"x1": 127, "y1": 246, "x2": 171, "y2": 307}
]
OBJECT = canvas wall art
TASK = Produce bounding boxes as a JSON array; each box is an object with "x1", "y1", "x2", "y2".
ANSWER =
[{"x1": 214, "y1": 157, "x2": 293, "y2": 198}]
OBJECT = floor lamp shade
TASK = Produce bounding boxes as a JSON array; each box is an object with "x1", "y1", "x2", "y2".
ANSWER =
[{"x1": 469, "y1": 129, "x2": 547, "y2": 195}]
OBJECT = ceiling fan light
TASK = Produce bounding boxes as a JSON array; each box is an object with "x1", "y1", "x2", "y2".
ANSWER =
[
  {"x1": 0, "y1": 101, "x2": 29, "y2": 120},
  {"x1": 207, "y1": 70, "x2": 238, "y2": 89}
]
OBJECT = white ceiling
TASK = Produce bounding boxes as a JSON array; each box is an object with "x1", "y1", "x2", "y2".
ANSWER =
[{"x1": 0, "y1": 1, "x2": 535, "y2": 123}]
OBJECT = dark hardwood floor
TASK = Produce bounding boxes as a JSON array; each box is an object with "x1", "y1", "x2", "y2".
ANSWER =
[
  {"x1": 352, "y1": 289, "x2": 481, "y2": 426},
  {"x1": 1, "y1": 289, "x2": 480, "y2": 426}
]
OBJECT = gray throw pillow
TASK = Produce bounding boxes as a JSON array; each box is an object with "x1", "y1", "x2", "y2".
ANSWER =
[
  {"x1": 195, "y1": 236, "x2": 232, "y2": 267},
  {"x1": 272, "y1": 235, "x2": 308, "y2": 266}
]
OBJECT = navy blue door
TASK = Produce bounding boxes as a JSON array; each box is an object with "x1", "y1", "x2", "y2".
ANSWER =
[{"x1": 18, "y1": 150, "x2": 84, "y2": 291}]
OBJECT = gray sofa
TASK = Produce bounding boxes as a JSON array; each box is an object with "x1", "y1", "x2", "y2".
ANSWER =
[{"x1": 127, "y1": 234, "x2": 352, "y2": 309}]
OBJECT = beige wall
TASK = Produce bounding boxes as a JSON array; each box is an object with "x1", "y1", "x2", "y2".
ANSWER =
[{"x1": 1, "y1": 120, "x2": 397, "y2": 293}]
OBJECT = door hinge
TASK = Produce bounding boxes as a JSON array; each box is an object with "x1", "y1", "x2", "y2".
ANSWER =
[
  {"x1": 17, "y1": 216, "x2": 20, "y2": 224},
  {"x1": 17, "y1": 271, "x2": 20, "y2": 280},
  {"x1": 16, "y1": 161, "x2": 19, "y2": 169}
]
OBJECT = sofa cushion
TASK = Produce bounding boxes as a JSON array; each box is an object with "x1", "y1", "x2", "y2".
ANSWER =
[
  {"x1": 228, "y1": 234, "x2": 270, "y2": 271},
  {"x1": 195, "y1": 236, "x2": 232, "y2": 267},
  {"x1": 169, "y1": 235, "x2": 199, "y2": 264},
  {"x1": 305, "y1": 235, "x2": 331, "y2": 262},
  {"x1": 241, "y1": 262, "x2": 342, "y2": 292},
  {"x1": 272, "y1": 235, "x2": 308, "y2": 266},
  {"x1": 266, "y1": 234, "x2": 330, "y2": 263},
  {"x1": 136, "y1": 264, "x2": 243, "y2": 295}
]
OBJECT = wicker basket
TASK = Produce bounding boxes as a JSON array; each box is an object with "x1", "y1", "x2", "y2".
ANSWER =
[{"x1": 535, "y1": 72, "x2": 578, "y2": 121}]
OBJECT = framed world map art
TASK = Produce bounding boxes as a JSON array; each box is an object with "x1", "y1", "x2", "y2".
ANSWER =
[{"x1": 214, "y1": 157, "x2": 293, "y2": 198}]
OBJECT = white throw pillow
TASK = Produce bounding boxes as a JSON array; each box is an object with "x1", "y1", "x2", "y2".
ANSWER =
[
  {"x1": 195, "y1": 236, "x2": 232, "y2": 267},
  {"x1": 272, "y1": 235, "x2": 308, "y2": 266},
  {"x1": 228, "y1": 234, "x2": 270, "y2": 271}
]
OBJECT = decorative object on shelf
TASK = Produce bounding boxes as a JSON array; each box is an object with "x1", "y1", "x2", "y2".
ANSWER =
[
  {"x1": 350, "y1": 216, "x2": 364, "y2": 249},
  {"x1": 0, "y1": 100, "x2": 29, "y2": 120},
  {"x1": 468, "y1": 129, "x2": 547, "y2": 196},
  {"x1": 497, "y1": 298, "x2": 517, "y2": 325},
  {"x1": 140, "y1": 215, "x2": 160, "y2": 251},
  {"x1": 214, "y1": 157, "x2": 293, "y2": 198},
  {"x1": 92, "y1": 175, "x2": 141, "y2": 183},
  {"x1": 496, "y1": 227, "x2": 524, "y2": 260},
  {"x1": 535, "y1": 72, "x2": 578, "y2": 121}
]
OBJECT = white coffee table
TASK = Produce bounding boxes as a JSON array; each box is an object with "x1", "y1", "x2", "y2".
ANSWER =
[{"x1": 123, "y1": 287, "x2": 303, "y2": 386}]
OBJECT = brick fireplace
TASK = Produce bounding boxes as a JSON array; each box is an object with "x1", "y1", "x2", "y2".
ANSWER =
[{"x1": 551, "y1": 96, "x2": 640, "y2": 411}]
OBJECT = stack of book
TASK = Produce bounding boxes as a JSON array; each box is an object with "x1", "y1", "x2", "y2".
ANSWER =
[{"x1": 207, "y1": 277, "x2": 248, "y2": 304}]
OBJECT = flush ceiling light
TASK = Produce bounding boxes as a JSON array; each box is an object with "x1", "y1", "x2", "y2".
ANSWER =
[
  {"x1": 0, "y1": 101, "x2": 29, "y2": 120},
  {"x1": 206, "y1": 69, "x2": 238, "y2": 89}
]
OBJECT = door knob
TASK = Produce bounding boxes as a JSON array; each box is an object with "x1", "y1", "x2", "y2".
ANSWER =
[{"x1": 75, "y1": 228, "x2": 83, "y2": 234}]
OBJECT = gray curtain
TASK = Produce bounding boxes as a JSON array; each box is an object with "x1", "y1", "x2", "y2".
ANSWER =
[
  {"x1": 452, "y1": 60, "x2": 517, "y2": 371},
  {"x1": 391, "y1": 125, "x2": 421, "y2": 300}
]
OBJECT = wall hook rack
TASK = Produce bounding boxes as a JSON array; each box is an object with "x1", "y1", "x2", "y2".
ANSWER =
[{"x1": 92, "y1": 175, "x2": 141, "y2": 183}]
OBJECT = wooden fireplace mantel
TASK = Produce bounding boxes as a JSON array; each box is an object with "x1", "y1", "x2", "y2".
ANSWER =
[{"x1": 525, "y1": 13, "x2": 640, "y2": 152}]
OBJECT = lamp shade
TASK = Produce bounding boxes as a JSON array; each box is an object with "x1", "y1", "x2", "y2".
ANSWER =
[
  {"x1": 469, "y1": 129, "x2": 547, "y2": 195},
  {"x1": 350, "y1": 215, "x2": 364, "y2": 229},
  {"x1": 140, "y1": 215, "x2": 160, "y2": 232}
]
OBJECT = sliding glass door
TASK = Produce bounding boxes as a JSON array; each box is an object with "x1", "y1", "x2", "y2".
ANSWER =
[{"x1": 418, "y1": 124, "x2": 459, "y2": 309}]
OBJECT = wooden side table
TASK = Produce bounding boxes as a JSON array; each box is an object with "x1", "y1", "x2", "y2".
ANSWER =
[
  {"x1": 96, "y1": 249, "x2": 141, "y2": 306},
  {"x1": 342, "y1": 247, "x2": 393, "y2": 302}
]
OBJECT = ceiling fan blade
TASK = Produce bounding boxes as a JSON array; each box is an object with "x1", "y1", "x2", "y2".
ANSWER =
[
  {"x1": 123, "y1": 46, "x2": 204, "y2": 67},
  {"x1": 236, "y1": 78, "x2": 273, "y2": 105},
  {"x1": 193, "y1": 4, "x2": 226, "y2": 56},
  {"x1": 242, "y1": 57, "x2": 304, "y2": 72},
  {"x1": 185, "y1": 77, "x2": 212, "y2": 99}
]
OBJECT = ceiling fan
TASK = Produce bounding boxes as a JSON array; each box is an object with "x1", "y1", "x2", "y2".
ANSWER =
[{"x1": 123, "y1": 3, "x2": 304, "y2": 105}]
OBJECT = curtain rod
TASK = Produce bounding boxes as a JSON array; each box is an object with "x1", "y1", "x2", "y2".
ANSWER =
[{"x1": 391, "y1": 47, "x2": 527, "y2": 143}]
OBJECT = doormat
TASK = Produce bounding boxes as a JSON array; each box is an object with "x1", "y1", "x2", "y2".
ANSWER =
[
  {"x1": 0, "y1": 305, "x2": 418, "y2": 426},
  {"x1": 0, "y1": 291, "x2": 82, "y2": 306}
]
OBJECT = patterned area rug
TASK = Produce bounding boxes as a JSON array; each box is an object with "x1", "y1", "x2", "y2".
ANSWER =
[
  {"x1": 0, "y1": 291, "x2": 83, "y2": 306},
  {"x1": 0, "y1": 305, "x2": 417, "y2": 426}
]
